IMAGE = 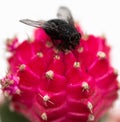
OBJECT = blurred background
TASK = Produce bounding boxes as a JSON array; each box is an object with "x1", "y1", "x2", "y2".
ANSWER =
[{"x1": 0, "y1": 0, "x2": 120, "y2": 122}]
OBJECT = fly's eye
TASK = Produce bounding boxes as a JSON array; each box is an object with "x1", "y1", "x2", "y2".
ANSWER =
[
  {"x1": 73, "y1": 33, "x2": 80, "y2": 41},
  {"x1": 70, "y1": 34, "x2": 78, "y2": 44},
  {"x1": 75, "y1": 35, "x2": 79, "y2": 40}
]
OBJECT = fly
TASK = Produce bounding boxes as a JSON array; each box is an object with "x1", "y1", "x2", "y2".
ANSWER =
[{"x1": 20, "y1": 6, "x2": 81, "y2": 51}]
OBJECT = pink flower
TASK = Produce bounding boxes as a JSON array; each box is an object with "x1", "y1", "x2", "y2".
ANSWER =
[{"x1": 1, "y1": 24, "x2": 119, "y2": 122}]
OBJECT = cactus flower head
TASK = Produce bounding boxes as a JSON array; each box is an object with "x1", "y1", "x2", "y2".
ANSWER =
[{"x1": 0, "y1": 7, "x2": 119, "y2": 122}]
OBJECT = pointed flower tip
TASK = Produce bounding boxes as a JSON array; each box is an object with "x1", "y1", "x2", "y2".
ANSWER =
[
  {"x1": 41, "y1": 112, "x2": 47, "y2": 121},
  {"x1": 97, "y1": 51, "x2": 106, "y2": 59},
  {"x1": 45, "y1": 70, "x2": 54, "y2": 80},
  {"x1": 6, "y1": 37, "x2": 18, "y2": 52},
  {"x1": 19, "y1": 64, "x2": 26, "y2": 71}
]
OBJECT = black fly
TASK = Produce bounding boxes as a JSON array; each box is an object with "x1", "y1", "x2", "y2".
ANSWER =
[{"x1": 20, "y1": 6, "x2": 81, "y2": 51}]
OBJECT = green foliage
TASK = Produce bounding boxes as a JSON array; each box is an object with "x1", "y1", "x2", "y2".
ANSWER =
[{"x1": 0, "y1": 103, "x2": 29, "y2": 122}]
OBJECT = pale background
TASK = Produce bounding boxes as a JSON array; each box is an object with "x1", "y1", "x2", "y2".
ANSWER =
[{"x1": 0, "y1": 0, "x2": 120, "y2": 116}]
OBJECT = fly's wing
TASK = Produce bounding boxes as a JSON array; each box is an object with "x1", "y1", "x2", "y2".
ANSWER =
[
  {"x1": 20, "y1": 19, "x2": 58, "y2": 33},
  {"x1": 57, "y1": 6, "x2": 74, "y2": 26},
  {"x1": 19, "y1": 19, "x2": 45, "y2": 28}
]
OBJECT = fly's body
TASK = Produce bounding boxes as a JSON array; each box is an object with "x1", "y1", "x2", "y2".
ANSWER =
[{"x1": 20, "y1": 6, "x2": 81, "y2": 51}]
